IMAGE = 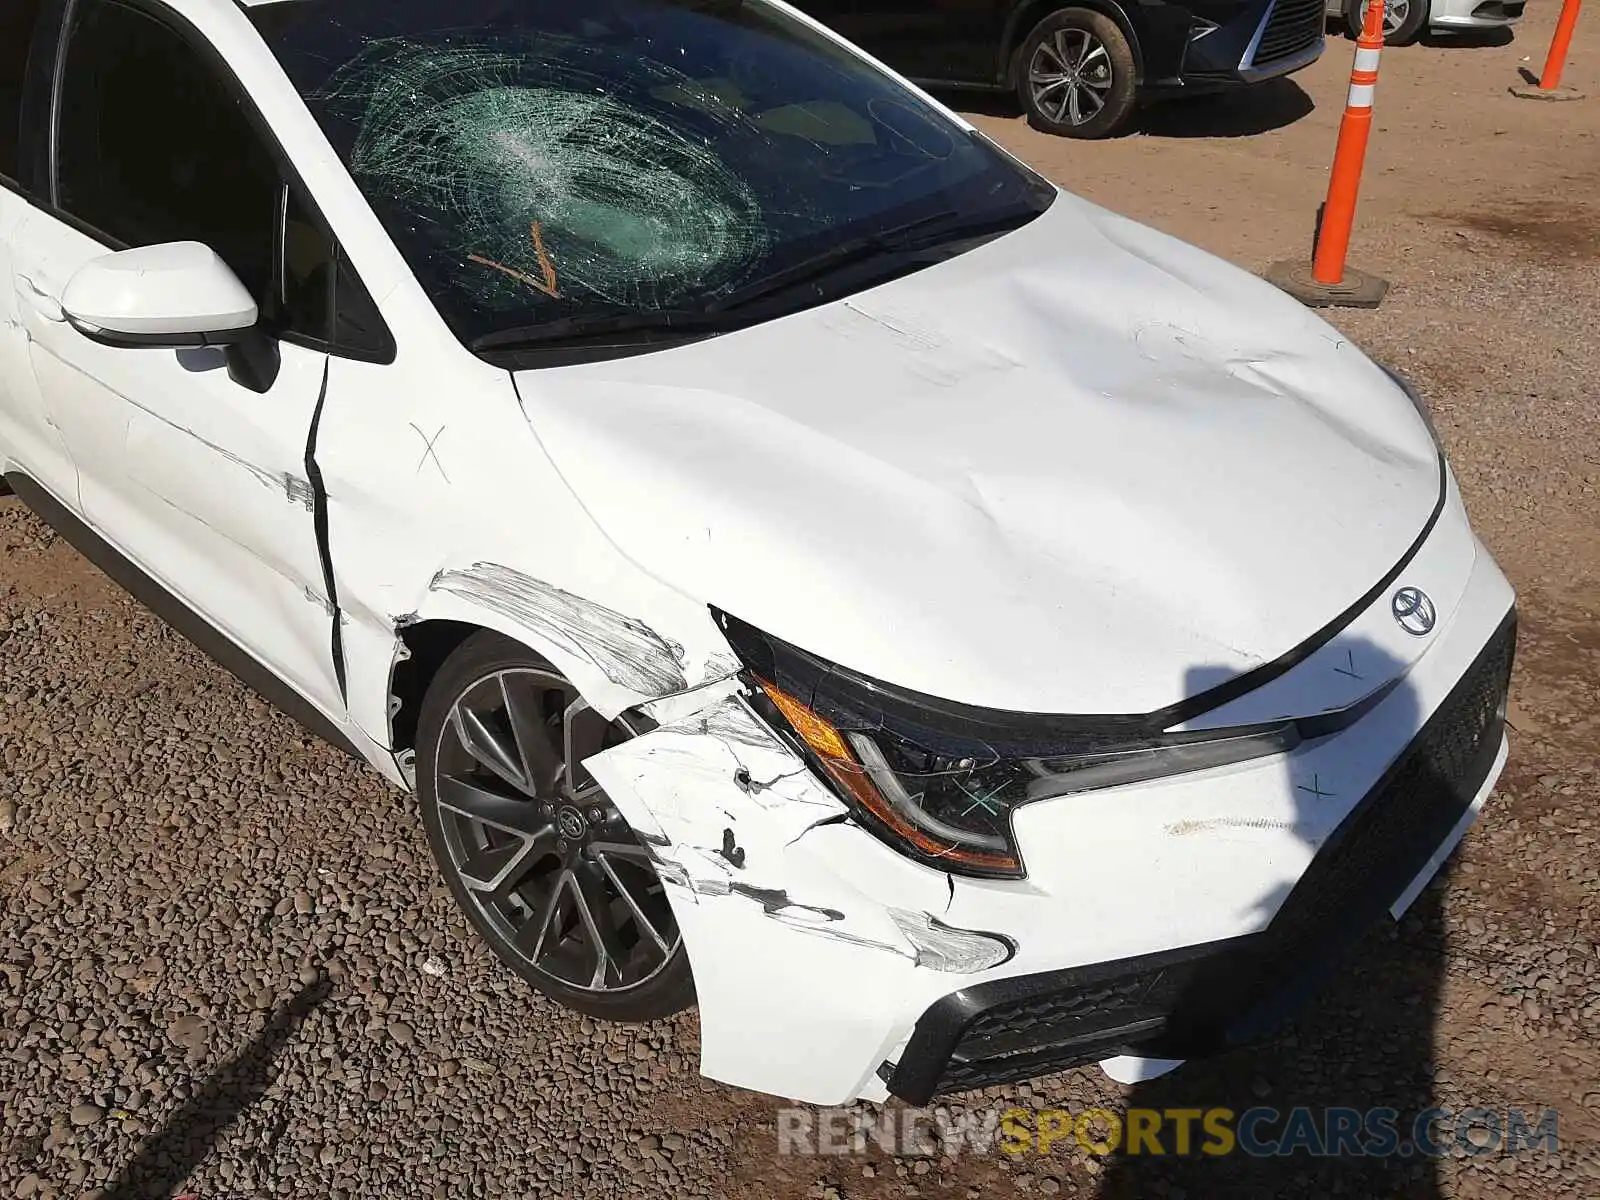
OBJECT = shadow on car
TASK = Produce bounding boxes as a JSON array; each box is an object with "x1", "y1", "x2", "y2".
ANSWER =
[
  {"x1": 1094, "y1": 885, "x2": 1449, "y2": 1197},
  {"x1": 1093, "y1": 635, "x2": 1476, "y2": 1198}
]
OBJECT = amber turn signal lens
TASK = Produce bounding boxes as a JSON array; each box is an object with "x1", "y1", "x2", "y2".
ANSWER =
[
  {"x1": 757, "y1": 679, "x2": 1020, "y2": 875},
  {"x1": 759, "y1": 680, "x2": 852, "y2": 761}
]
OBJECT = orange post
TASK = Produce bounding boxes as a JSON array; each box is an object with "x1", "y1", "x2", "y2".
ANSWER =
[
  {"x1": 1539, "y1": 0, "x2": 1584, "y2": 90},
  {"x1": 1312, "y1": 0, "x2": 1386, "y2": 286}
]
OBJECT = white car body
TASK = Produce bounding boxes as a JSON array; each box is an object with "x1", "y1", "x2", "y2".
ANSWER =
[
  {"x1": 1326, "y1": 0, "x2": 1526, "y2": 35},
  {"x1": 0, "y1": 0, "x2": 1513, "y2": 1106}
]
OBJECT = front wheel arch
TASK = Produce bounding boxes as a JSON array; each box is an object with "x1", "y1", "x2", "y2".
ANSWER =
[
  {"x1": 414, "y1": 629, "x2": 695, "y2": 1020},
  {"x1": 389, "y1": 618, "x2": 479, "y2": 761}
]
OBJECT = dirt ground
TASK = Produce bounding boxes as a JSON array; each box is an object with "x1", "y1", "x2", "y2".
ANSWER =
[{"x1": 2, "y1": 7, "x2": 1597, "y2": 1199}]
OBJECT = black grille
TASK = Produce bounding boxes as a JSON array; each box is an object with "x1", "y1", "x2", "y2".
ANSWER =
[
  {"x1": 889, "y1": 611, "x2": 1516, "y2": 1103},
  {"x1": 1253, "y1": 0, "x2": 1325, "y2": 65},
  {"x1": 938, "y1": 966, "x2": 1188, "y2": 1094}
]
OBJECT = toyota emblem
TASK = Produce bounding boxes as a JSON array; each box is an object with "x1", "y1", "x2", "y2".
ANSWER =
[{"x1": 1392, "y1": 587, "x2": 1437, "y2": 636}]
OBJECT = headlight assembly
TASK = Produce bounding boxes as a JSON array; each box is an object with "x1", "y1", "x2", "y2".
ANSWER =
[{"x1": 717, "y1": 612, "x2": 1303, "y2": 880}]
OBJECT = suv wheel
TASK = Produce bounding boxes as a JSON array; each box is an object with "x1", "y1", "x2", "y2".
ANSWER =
[
  {"x1": 1015, "y1": 8, "x2": 1138, "y2": 139},
  {"x1": 415, "y1": 631, "x2": 694, "y2": 1021}
]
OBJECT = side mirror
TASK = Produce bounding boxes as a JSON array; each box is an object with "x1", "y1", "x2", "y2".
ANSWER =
[
  {"x1": 61, "y1": 242, "x2": 280, "y2": 393},
  {"x1": 62, "y1": 241, "x2": 257, "y2": 346}
]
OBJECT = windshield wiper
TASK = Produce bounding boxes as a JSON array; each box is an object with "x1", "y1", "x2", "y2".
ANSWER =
[
  {"x1": 468, "y1": 309, "x2": 742, "y2": 353},
  {"x1": 703, "y1": 204, "x2": 1043, "y2": 315},
  {"x1": 701, "y1": 210, "x2": 960, "y2": 316}
]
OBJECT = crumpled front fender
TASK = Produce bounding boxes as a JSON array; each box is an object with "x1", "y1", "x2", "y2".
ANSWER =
[{"x1": 586, "y1": 690, "x2": 1001, "y2": 1104}]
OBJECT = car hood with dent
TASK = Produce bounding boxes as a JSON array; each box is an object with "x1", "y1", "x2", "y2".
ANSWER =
[{"x1": 514, "y1": 191, "x2": 1442, "y2": 716}]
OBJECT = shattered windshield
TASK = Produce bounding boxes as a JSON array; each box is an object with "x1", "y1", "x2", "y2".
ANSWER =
[{"x1": 251, "y1": 0, "x2": 1054, "y2": 357}]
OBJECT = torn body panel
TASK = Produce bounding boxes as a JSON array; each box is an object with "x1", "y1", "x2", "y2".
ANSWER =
[{"x1": 586, "y1": 691, "x2": 1010, "y2": 1103}]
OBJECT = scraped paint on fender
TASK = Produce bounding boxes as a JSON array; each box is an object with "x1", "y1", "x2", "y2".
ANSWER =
[{"x1": 430, "y1": 561, "x2": 690, "y2": 698}]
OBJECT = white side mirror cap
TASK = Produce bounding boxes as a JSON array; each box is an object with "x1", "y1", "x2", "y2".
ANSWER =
[{"x1": 62, "y1": 241, "x2": 258, "y2": 344}]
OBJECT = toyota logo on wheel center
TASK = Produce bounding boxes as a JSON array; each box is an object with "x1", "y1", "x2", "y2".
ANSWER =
[
  {"x1": 1392, "y1": 586, "x2": 1437, "y2": 636},
  {"x1": 556, "y1": 807, "x2": 587, "y2": 839}
]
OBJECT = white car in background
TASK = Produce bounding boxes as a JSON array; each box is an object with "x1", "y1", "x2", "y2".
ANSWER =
[
  {"x1": 1328, "y1": 0, "x2": 1525, "y2": 45},
  {"x1": 1, "y1": 0, "x2": 1515, "y2": 1105}
]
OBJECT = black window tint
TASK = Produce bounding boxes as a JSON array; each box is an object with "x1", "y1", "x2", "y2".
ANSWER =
[
  {"x1": 279, "y1": 183, "x2": 337, "y2": 340},
  {"x1": 52, "y1": 0, "x2": 389, "y2": 356},
  {"x1": 0, "y1": 0, "x2": 47, "y2": 184},
  {"x1": 274, "y1": 185, "x2": 395, "y2": 360},
  {"x1": 333, "y1": 252, "x2": 395, "y2": 361},
  {"x1": 55, "y1": 0, "x2": 279, "y2": 298}
]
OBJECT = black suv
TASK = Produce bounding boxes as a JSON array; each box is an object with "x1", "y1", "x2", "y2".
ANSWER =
[{"x1": 798, "y1": 0, "x2": 1326, "y2": 138}]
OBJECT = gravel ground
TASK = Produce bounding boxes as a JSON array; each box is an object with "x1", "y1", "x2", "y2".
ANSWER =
[{"x1": 3, "y1": 9, "x2": 1598, "y2": 1199}]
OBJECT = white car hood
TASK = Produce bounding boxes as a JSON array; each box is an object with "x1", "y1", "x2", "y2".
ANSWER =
[{"x1": 516, "y1": 191, "x2": 1441, "y2": 715}]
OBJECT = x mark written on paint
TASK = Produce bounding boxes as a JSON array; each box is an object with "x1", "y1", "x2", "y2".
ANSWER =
[
  {"x1": 1296, "y1": 774, "x2": 1335, "y2": 801},
  {"x1": 1333, "y1": 649, "x2": 1363, "y2": 680},
  {"x1": 410, "y1": 422, "x2": 449, "y2": 483}
]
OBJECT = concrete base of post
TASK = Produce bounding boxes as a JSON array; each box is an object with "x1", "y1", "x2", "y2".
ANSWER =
[
  {"x1": 1263, "y1": 260, "x2": 1389, "y2": 309},
  {"x1": 1509, "y1": 83, "x2": 1585, "y2": 101}
]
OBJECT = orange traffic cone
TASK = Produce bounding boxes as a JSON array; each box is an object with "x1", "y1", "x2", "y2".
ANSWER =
[
  {"x1": 1511, "y1": 0, "x2": 1586, "y2": 101},
  {"x1": 1265, "y1": 0, "x2": 1391, "y2": 308}
]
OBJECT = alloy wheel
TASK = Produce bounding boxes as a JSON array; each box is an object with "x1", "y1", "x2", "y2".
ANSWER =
[
  {"x1": 1028, "y1": 28, "x2": 1114, "y2": 127},
  {"x1": 431, "y1": 667, "x2": 680, "y2": 994},
  {"x1": 1383, "y1": 0, "x2": 1410, "y2": 35}
]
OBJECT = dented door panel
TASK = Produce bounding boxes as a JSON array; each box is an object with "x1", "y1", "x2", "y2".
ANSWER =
[
  {"x1": 14, "y1": 209, "x2": 345, "y2": 712},
  {"x1": 0, "y1": 189, "x2": 79, "y2": 500}
]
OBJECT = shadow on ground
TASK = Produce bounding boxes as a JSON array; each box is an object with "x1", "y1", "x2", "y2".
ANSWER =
[
  {"x1": 945, "y1": 76, "x2": 1315, "y2": 139},
  {"x1": 1096, "y1": 885, "x2": 1450, "y2": 1197},
  {"x1": 1322, "y1": 17, "x2": 1514, "y2": 49},
  {"x1": 1420, "y1": 26, "x2": 1516, "y2": 49},
  {"x1": 103, "y1": 976, "x2": 331, "y2": 1199},
  {"x1": 1136, "y1": 78, "x2": 1315, "y2": 138}
]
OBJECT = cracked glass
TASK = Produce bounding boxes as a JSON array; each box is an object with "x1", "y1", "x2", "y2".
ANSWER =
[{"x1": 251, "y1": 0, "x2": 1054, "y2": 354}]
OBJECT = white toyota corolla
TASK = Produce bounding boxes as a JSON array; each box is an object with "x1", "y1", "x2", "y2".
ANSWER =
[{"x1": 0, "y1": 0, "x2": 1513, "y2": 1105}]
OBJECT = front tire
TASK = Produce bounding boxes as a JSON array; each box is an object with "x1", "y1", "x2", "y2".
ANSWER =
[
  {"x1": 1345, "y1": 0, "x2": 1428, "y2": 44},
  {"x1": 1015, "y1": 8, "x2": 1139, "y2": 139},
  {"x1": 415, "y1": 631, "x2": 694, "y2": 1021}
]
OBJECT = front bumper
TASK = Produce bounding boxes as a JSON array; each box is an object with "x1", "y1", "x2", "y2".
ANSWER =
[
  {"x1": 1153, "y1": 0, "x2": 1325, "y2": 92},
  {"x1": 586, "y1": 480, "x2": 1515, "y2": 1105},
  {"x1": 886, "y1": 612, "x2": 1513, "y2": 1104},
  {"x1": 1430, "y1": 0, "x2": 1526, "y2": 29}
]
